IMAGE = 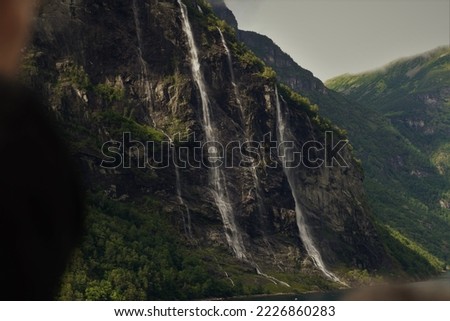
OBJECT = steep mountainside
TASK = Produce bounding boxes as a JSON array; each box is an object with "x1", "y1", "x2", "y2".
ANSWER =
[
  {"x1": 210, "y1": 1, "x2": 448, "y2": 269},
  {"x1": 327, "y1": 47, "x2": 450, "y2": 155},
  {"x1": 21, "y1": 0, "x2": 389, "y2": 299},
  {"x1": 238, "y1": 31, "x2": 326, "y2": 94},
  {"x1": 327, "y1": 48, "x2": 450, "y2": 263}
]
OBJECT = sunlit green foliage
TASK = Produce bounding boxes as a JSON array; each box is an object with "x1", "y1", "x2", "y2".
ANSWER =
[
  {"x1": 94, "y1": 111, "x2": 165, "y2": 142},
  {"x1": 94, "y1": 83, "x2": 125, "y2": 104},
  {"x1": 59, "y1": 193, "x2": 238, "y2": 300},
  {"x1": 326, "y1": 47, "x2": 450, "y2": 265}
]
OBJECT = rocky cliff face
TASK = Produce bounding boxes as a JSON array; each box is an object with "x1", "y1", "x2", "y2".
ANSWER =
[
  {"x1": 23, "y1": 0, "x2": 387, "y2": 298},
  {"x1": 239, "y1": 31, "x2": 327, "y2": 94},
  {"x1": 210, "y1": 0, "x2": 325, "y2": 94},
  {"x1": 209, "y1": 1, "x2": 448, "y2": 272},
  {"x1": 208, "y1": 0, "x2": 238, "y2": 30}
]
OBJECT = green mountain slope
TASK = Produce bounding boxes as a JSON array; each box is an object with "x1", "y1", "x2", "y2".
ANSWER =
[
  {"x1": 327, "y1": 47, "x2": 450, "y2": 153},
  {"x1": 327, "y1": 47, "x2": 450, "y2": 264}
]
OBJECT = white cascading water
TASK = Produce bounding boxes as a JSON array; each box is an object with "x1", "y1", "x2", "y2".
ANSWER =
[
  {"x1": 133, "y1": 1, "x2": 192, "y2": 237},
  {"x1": 218, "y1": 28, "x2": 290, "y2": 287},
  {"x1": 163, "y1": 133, "x2": 193, "y2": 238},
  {"x1": 131, "y1": 0, "x2": 152, "y2": 108},
  {"x1": 217, "y1": 29, "x2": 243, "y2": 108},
  {"x1": 172, "y1": 141, "x2": 193, "y2": 238},
  {"x1": 275, "y1": 87, "x2": 344, "y2": 284},
  {"x1": 175, "y1": 164, "x2": 193, "y2": 238},
  {"x1": 218, "y1": 28, "x2": 267, "y2": 217},
  {"x1": 178, "y1": 0, "x2": 247, "y2": 260}
]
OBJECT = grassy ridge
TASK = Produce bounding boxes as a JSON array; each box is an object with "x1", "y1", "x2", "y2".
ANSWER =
[{"x1": 327, "y1": 47, "x2": 450, "y2": 265}]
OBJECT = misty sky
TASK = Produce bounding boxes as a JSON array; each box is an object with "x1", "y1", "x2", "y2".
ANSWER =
[{"x1": 225, "y1": 0, "x2": 450, "y2": 81}]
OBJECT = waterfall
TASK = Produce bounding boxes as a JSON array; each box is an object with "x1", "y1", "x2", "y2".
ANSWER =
[
  {"x1": 160, "y1": 131, "x2": 193, "y2": 239},
  {"x1": 174, "y1": 154, "x2": 193, "y2": 238},
  {"x1": 131, "y1": 0, "x2": 152, "y2": 108},
  {"x1": 132, "y1": 1, "x2": 191, "y2": 238},
  {"x1": 175, "y1": 165, "x2": 193, "y2": 238},
  {"x1": 218, "y1": 28, "x2": 243, "y2": 109},
  {"x1": 255, "y1": 267, "x2": 291, "y2": 287},
  {"x1": 218, "y1": 28, "x2": 267, "y2": 218},
  {"x1": 275, "y1": 87, "x2": 344, "y2": 284},
  {"x1": 178, "y1": 0, "x2": 247, "y2": 260},
  {"x1": 218, "y1": 28, "x2": 290, "y2": 287}
]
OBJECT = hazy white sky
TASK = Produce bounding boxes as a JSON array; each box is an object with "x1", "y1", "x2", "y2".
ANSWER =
[{"x1": 225, "y1": 0, "x2": 450, "y2": 81}]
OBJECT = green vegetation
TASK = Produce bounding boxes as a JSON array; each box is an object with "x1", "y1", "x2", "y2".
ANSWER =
[
  {"x1": 343, "y1": 269, "x2": 383, "y2": 286},
  {"x1": 238, "y1": 51, "x2": 265, "y2": 72},
  {"x1": 94, "y1": 83, "x2": 125, "y2": 104},
  {"x1": 57, "y1": 62, "x2": 91, "y2": 91},
  {"x1": 20, "y1": 49, "x2": 41, "y2": 78},
  {"x1": 260, "y1": 66, "x2": 277, "y2": 80},
  {"x1": 54, "y1": 61, "x2": 125, "y2": 105},
  {"x1": 57, "y1": 188, "x2": 342, "y2": 300},
  {"x1": 215, "y1": 19, "x2": 235, "y2": 37},
  {"x1": 238, "y1": 30, "x2": 317, "y2": 93},
  {"x1": 277, "y1": 84, "x2": 348, "y2": 138},
  {"x1": 163, "y1": 116, "x2": 190, "y2": 140},
  {"x1": 59, "y1": 192, "x2": 238, "y2": 300},
  {"x1": 384, "y1": 225, "x2": 443, "y2": 271},
  {"x1": 183, "y1": 0, "x2": 269, "y2": 82},
  {"x1": 378, "y1": 224, "x2": 444, "y2": 278},
  {"x1": 94, "y1": 111, "x2": 165, "y2": 143},
  {"x1": 326, "y1": 47, "x2": 450, "y2": 103},
  {"x1": 431, "y1": 143, "x2": 450, "y2": 178},
  {"x1": 326, "y1": 47, "x2": 450, "y2": 266}
]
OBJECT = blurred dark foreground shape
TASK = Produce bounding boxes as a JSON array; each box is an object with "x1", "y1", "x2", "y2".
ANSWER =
[
  {"x1": 0, "y1": 79, "x2": 84, "y2": 300},
  {"x1": 344, "y1": 276, "x2": 450, "y2": 300}
]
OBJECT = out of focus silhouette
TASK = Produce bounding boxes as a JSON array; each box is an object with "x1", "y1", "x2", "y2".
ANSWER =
[
  {"x1": 344, "y1": 275, "x2": 450, "y2": 301},
  {"x1": 0, "y1": 0, "x2": 84, "y2": 300}
]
